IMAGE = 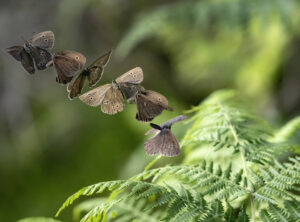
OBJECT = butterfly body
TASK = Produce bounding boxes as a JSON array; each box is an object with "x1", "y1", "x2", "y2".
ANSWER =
[{"x1": 5, "y1": 31, "x2": 54, "y2": 74}]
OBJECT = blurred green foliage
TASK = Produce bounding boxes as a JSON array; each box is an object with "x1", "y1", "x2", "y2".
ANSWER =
[{"x1": 0, "y1": 0, "x2": 300, "y2": 221}]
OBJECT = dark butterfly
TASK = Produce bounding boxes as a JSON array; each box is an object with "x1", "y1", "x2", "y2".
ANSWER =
[
  {"x1": 134, "y1": 90, "x2": 173, "y2": 122},
  {"x1": 52, "y1": 50, "x2": 86, "y2": 84},
  {"x1": 144, "y1": 115, "x2": 187, "y2": 156},
  {"x1": 117, "y1": 82, "x2": 145, "y2": 103},
  {"x1": 79, "y1": 67, "x2": 143, "y2": 115},
  {"x1": 67, "y1": 50, "x2": 112, "y2": 99},
  {"x1": 5, "y1": 31, "x2": 55, "y2": 74}
]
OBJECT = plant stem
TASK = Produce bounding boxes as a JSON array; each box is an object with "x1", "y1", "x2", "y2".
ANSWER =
[{"x1": 219, "y1": 104, "x2": 256, "y2": 222}]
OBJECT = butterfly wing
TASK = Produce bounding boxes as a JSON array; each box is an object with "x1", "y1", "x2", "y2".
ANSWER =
[
  {"x1": 115, "y1": 67, "x2": 143, "y2": 84},
  {"x1": 79, "y1": 84, "x2": 111, "y2": 106},
  {"x1": 5, "y1": 46, "x2": 24, "y2": 61},
  {"x1": 101, "y1": 85, "x2": 124, "y2": 115},
  {"x1": 53, "y1": 51, "x2": 86, "y2": 84},
  {"x1": 19, "y1": 49, "x2": 35, "y2": 74},
  {"x1": 158, "y1": 129, "x2": 180, "y2": 156},
  {"x1": 87, "y1": 50, "x2": 112, "y2": 87},
  {"x1": 6, "y1": 46, "x2": 35, "y2": 74},
  {"x1": 67, "y1": 71, "x2": 87, "y2": 100},
  {"x1": 136, "y1": 91, "x2": 173, "y2": 122},
  {"x1": 136, "y1": 97, "x2": 162, "y2": 122},
  {"x1": 27, "y1": 31, "x2": 55, "y2": 49},
  {"x1": 26, "y1": 46, "x2": 52, "y2": 70},
  {"x1": 144, "y1": 129, "x2": 180, "y2": 156},
  {"x1": 117, "y1": 82, "x2": 145, "y2": 101}
]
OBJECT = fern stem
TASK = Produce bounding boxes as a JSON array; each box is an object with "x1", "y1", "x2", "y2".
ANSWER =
[
  {"x1": 144, "y1": 155, "x2": 162, "y2": 171},
  {"x1": 219, "y1": 104, "x2": 256, "y2": 222}
]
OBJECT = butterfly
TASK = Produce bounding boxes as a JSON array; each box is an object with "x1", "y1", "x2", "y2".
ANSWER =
[
  {"x1": 144, "y1": 115, "x2": 187, "y2": 156},
  {"x1": 79, "y1": 67, "x2": 143, "y2": 115},
  {"x1": 117, "y1": 82, "x2": 145, "y2": 103},
  {"x1": 134, "y1": 90, "x2": 173, "y2": 122},
  {"x1": 52, "y1": 50, "x2": 86, "y2": 84},
  {"x1": 67, "y1": 50, "x2": 112, "y2": 99},
  {"x1": 5, "y1": 31, "x2": 54, "y2": 74}
]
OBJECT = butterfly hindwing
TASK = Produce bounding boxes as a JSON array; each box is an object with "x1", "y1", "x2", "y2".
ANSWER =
[
  {"x1": 144, "y1": 129, "x2": 180, "y2": 157},
  {"x1": 67, "y1": 72, "x2": 87, "y2": 100},
  {"x1": 101, "y1": 85, "x2": 124, "y2": 115},
  {"x1": 20, "y1": 48, "x2": 35, "y2": 74}
]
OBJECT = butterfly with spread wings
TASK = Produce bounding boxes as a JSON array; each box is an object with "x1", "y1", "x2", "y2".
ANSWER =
[
  {"x1": 67, "y1": 50, "x2": 112, "y2": 99},
  {"x1": 79, "y1": 67, "x2": 143, "y2": 115},
  {"x1": 5, "y1": 31, "x2": 54, "y2": 74}
]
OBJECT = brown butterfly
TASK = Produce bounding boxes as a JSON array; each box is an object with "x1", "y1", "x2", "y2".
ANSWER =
[
  {"x1": 79, "y1": 67, "x2": 143, "y2": 115},
  {"x1": 5, "y1": 31, "x2": 54, "y2": 74},
  {"x1": 134, "y1": 90, "x2": 173, "y2": 122},
  {"x1": 67, "y1": 50, "x2": 112, "y2": 99},
  {"x1": 144, "y1": 115, "x2": 186, "y2": 156},
  {"x1": 52, "y1": 50, "x2": 86, "y2": 84}
]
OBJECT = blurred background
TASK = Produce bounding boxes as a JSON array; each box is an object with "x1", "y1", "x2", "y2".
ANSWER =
[{"x1": 0, "y1": 0, "x2": 300, "y2": 221}]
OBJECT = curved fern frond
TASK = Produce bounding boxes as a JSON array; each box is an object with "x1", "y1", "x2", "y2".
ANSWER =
[
  {"x1": 182, "y1": 90, "x2": 280, "y2": 165},
  {"x1": 272, "y1": 116, "x2": 300, "y2": 142}
]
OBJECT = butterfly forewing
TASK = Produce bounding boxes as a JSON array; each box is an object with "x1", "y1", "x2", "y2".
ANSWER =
[
  {"x1": 79, "y1": 84, "x2": 111, "y2": 106},
  {"x1": 115, "y1": 67, "x2": 143, "y2": 84},
  {"x1": 5, "y1": 46, "x2": 23, "y2": 61},
  {"x1": 27, "y1": 31, "x2": 55, "y2": 49},
  {"x1": 87, "y1": 50, "x2": 112, "y2": 87},
  {"x1": 101, "y1": 85, "x2": 124, "y2": 115}
]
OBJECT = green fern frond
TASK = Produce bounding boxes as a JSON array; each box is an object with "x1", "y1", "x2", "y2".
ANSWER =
[
  {"x1": 183, "y1": 90, "x2": 279, "y2": 165},
  {"x1": 272, "y1": 116, "x2": 300, "y2": 142},
  {"x1": 253, "y1": 157, "x2": 300, "y2": 204}
]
